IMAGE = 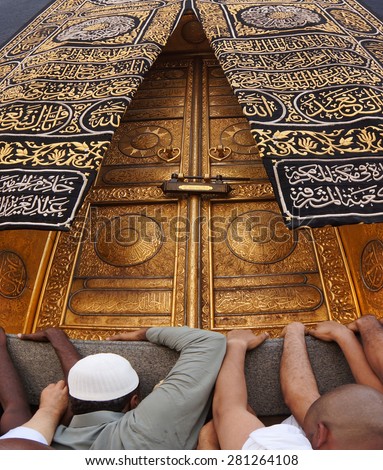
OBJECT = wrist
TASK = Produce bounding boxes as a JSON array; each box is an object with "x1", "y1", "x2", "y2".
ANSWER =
[
  {"x1": 226, "y1": 338, "x2": 248, "y2": 352},
  {"x1": 284, "y1": 326, "x2": 305, "y2": 340},
  {"x1": 333, "y1": 327, "x2": 354, "y2": 342},
  {"x1": 35, "y1": 405, "x2": 63, "y2": 422},
  {"x1": 139, "y1": 328, "x2": 150, "y2": 341}
]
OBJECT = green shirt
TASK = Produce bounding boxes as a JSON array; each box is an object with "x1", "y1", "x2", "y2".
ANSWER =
[{"x1": 52, "y1": 327, "x2": 226, "y2": 450}]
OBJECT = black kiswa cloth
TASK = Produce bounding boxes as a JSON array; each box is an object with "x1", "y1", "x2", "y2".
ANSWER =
[
  {"x1": 0, "y1": 0, "x2": 186, "y2": 230},
  {"x1": 0, "y1": 167, "x2": 96, "y2": 231},
  {"x1": 195, "y1": 0, "x2": 383, "y2": 228},
  {"x1": 263, "y1": 155, "x2": 383, "y2": 229}
]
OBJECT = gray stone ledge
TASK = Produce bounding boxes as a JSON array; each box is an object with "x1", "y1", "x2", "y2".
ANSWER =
[{"x1": 5, "y1": 334, "x2": 354, "y2": 417}]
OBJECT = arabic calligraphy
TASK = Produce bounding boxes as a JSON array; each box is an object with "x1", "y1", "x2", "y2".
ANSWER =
[
  {"x1": 0, "y1": 0, "x2": 185, "y2": 229},
  {"x1": 268, "y1": 157, "x2": 383, "y2": 224},
  {"x1": 12, "y1": 58, "x2": 151, "y2": 82},
  {"x1": 0, "y1": 172, "x2": 78, "y2": 193},
  {"x1": 219, "y1": 48, "x2": 367, "y2": 72},
  {"x1": 196, "y1": 0, "x2": 383, "y2": 164},
  {"x1": 285, "y1": 162, "x2": 383, "y2": 185},
  {"x1": 290, "y1": 185, "x2": 383, "y2": 210},
  {"x1": 212, "y1": 34, "x2": 354, "y2": 56},
  {"x1": 0, "y1": 102, "x2": 71, "y2": 134},
  {"x1": 361, "y1": 240, "x2": 383, "y2": 292},
  {"x1": 240, "y1": 5, "x2": 323, "y2": 30},
  {"x1": 56, "y1": 16, "x2": 137, "y2": 42},
  {"x1": 237, "y1": 90, "x2": 284, "y2": 122},
  {"x1": 228, "y1": 66, "x2": 382, "y2": 92},
  {"x1": 328, "y1": 8, "x2": 377, "y2": 33},
  {"x1": 215, "y1": 285, "x2": 322, "y2": 314},
  {"x1": 296, "y1": 86, "x2": 383, "y2": 123},
  {"x1": 0, "y1": 251, "x2": 26, "y2": 298},
  {"x1": 0, "y1": 169, "x2": 89, "y2": 228}
]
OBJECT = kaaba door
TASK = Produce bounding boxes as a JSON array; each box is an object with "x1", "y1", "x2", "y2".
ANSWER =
[{"x1": 31, "y1": 50, "x2": 361, "y2": 339}]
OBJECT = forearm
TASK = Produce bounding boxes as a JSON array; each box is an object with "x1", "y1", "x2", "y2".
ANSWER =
[
  {"x1": 22, "y1": 407, "x2": 61, "y2": 445},
  {"x1": 214, "y1": 341, "x2": 248, "y2": 411},
  {"x1": 280, "y1": 328, "x2": 320, "y2": 426},
  {"x1": 355, "y1": 316, "x2": 383, "y2": 383},
  {"x1": 146, "y1": 327, "x2": 226, "y2": 375},
  {"x1": 334, "y1": 330, "x2": 383, "y2": 392},
  {"x1": 45, "y1": 329, "x2": 81, "y2": 380}
]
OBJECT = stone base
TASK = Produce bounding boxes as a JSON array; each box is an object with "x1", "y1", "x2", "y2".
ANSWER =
[{"x1": 5, "y1": 334, "x2": 354, "y2": 417}]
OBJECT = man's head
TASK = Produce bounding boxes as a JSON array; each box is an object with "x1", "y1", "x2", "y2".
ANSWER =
[
  {"x1": 68, "y1": 353, "x2": 140, "y2": 414},
  {"x1": 303, "y1": 383, "x2": 383, "y2": 449}
]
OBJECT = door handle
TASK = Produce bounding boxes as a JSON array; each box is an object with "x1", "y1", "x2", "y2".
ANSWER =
[{"x1": 208, "y1": 145, "x2": 232, "y2": 161}]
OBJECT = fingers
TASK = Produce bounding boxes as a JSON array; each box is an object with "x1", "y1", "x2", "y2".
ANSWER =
[
  {"x1": 247, "y1": 332, "x2": 269, "y2": 350},
  {"x1": 226, "y1": 329, "x2": 269, "y2": 350},
  {"x1": 17, "y1": 331, "x2": 49, "y2": 342},
  {"x1": 346, "y1": 320, "x2": 359, "y2": 332},
  {"x1": 105, "y1": 333, "x2": 130, "y2": 341},
  {"x1": 347, "y1": 315, "x2": 383, "y2": 332},
  {"x1": 106, "y1": 328, "x2": 149, "y2": 342},
  {"x1": 40, "y1": 380, "x2": 69, "y2": 413},
  {"x1": 42, "y1": 380, "x2": 67, "y2": 394}
]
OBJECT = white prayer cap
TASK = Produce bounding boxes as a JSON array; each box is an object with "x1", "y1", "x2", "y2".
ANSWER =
[{"x1": 68, "y1": 353, "x2": 139, "y2": 401}]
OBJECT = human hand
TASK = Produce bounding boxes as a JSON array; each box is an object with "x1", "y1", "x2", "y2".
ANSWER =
[
  {"x1": 226, "y1": 329, "x2": 269, "y2": 351},
  {"x1": 347, "y1": 314, "x2": 383, "y2": 332},
  {"x1": 106, "y1": 328, "x2": 149, "y2": 342},
  {"x1": 18, "y1": 328, "x2": 61, "y2": 342},
  {"x1": 40, "y1": 380, "x2": 68, "y2": 418},
  {"x1": 307, "y1": 320, "x2": 352, "y2": 342}
]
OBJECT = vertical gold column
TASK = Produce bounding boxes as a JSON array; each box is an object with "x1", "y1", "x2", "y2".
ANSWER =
[{"x1": 185, "y1": 58, "x2": 203, "y2": 328}]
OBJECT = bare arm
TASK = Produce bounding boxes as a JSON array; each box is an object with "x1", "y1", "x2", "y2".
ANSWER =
[
  {"x1": 280, "y1": 323, "x2": 320, "y2": 427},
  {"x1": 23, "y1": 380, "x2": 68, "y2": 444},
  {"x1": 308, "y1": 320, "x2": 383, "y2": 392},
  {"x1": 0, "y1": 327, "x2": 31, "y2": 434},
  {"x1": 347, "y1": 315, "x2": 383, "y2": 384},
  {"x1": 19, "y1": 328, "x2": 80, "y2": 426},
  {"x1": 213, "y1": 330, "x2": 268, "y2": 450},
  {"x1": 18, "y1": 328, "x2": 81, "y2": 381}
]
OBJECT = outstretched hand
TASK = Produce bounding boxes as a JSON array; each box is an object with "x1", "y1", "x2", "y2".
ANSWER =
[
  {"x1": 106, "y1": 328, "x2": 149, "y2": 342},
  {"x1": 18, "y1": 329, "x2": 51, "y2": 342},
  {"x1": 307, "y1": 320, "x2": 352, "y2": 342},
  {"x1": 347, "y1": 314, "x2": 383, "y2": 333},
  {"x1": 226, "y1": 329, "x2": 269, "y2": 351}
]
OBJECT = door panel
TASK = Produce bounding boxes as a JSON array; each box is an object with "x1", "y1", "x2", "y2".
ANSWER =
[
  {"x1": 34, "y1": 53, "x2": 360, "y2": 338},
  {"x1": 339, "y1": 223, "x2": 383, "y2": 316},
  {"x1": 200, "y1": 58, "x2": 358, "y2": 335}
]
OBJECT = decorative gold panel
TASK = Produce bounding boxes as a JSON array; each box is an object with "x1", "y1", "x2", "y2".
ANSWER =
[
  {"x1": 339, "y1": 224, "x2": 383, "y2": 318},
  {"x1": 199, "y1": 55, "x2": 359, "y2": 336},
  {"x1": 63, "y1": 201, "x2": 185, "y2": 329},
  {"x1": 0, "y1": 230, "x2": 56, "y2": 333}
]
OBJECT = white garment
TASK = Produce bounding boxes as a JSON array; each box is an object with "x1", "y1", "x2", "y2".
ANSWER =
[
  {"x1": 0, "y1": 426, "x2": 48, "y2": 445},
  {"x1": 242, "y1": 416, "x2": 312, "y2": 450}
]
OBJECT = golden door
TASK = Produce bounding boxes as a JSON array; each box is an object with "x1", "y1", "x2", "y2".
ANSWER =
[
  {"x1": 32, "y1": 53, "x2": 361, "y2": 339},
  {"x1": 1, "y1": 13, "x2": 381, "y2": 338}
]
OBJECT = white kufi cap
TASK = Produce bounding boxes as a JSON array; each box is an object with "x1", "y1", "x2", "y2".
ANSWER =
[{"x1": 68, "y1": 353, "x2": 139, "y2": 401}]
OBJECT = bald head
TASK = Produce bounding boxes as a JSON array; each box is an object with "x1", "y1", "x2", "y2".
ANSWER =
[{"x1": 303, "y1": 384, "x2": 383, "y2": 449}]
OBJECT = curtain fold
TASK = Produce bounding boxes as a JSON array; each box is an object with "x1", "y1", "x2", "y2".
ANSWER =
[
  {"x1": 0, "y1": 0, "x2": 185, "y2": 230},
  {"x1": 194, "y1": 0, "x2": 383, "y2": 228}
]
